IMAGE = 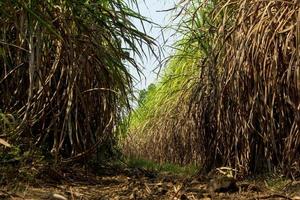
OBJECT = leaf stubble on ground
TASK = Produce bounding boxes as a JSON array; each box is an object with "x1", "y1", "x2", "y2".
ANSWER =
[{"x1": 1, "y1": 169, "x2": 300, "y2": 200}]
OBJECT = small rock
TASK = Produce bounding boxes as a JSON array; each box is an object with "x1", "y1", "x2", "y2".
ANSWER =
[
  {"x1": 292, "y1": 196, "x2": 300, "y2": 200},
  {"x1": 209, "y1": 176, "x2": 239, "y2": 193}
]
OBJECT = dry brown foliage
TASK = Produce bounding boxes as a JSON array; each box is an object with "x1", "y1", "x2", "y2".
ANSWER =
[
  {"x1": 0, "y1": 0, "x2": 154, "y2": 163},
  {"x1": 124, "y1": 0, "x2": 300, "y2": 176}
]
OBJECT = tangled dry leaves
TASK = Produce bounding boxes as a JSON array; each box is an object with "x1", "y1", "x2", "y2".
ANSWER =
[{"x1": 1, "y1": 167, "x2": 300, "y2": 200}]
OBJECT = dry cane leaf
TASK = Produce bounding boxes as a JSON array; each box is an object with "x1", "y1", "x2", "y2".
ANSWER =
[
  {"x1": 0, "y1": 138, "x2": 11, "y2": 148},
  {"x1": 144, "y1": 183, "x2": 152, "y2": 194},
  {"x1": 50, "y1": 193, "x2": 68, "y2": 200},
  {"x1": 174, "y1": 184, "x2": 182, "y2": 193}
]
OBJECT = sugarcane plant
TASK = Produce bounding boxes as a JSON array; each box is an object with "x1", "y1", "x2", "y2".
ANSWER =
[
  {"x1": 0, "y1": 0, "x2": 155, "y2": 164},
  {"x1": 122, "y1": 0, "x2": 300, "y2": 177}
]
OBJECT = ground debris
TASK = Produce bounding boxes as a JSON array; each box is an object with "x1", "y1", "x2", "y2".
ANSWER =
[
  {"x1": 48, "y1": 193, "x2": 68, "y2": 200},
  {"x1": 209, "y1": 176, "x2": 239, "y2": 193},
  {"x1": 1, "y1": 168, "x2": 298, "y2": 200}
]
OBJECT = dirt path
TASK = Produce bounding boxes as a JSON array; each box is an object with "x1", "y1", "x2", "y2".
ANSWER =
[{"x1": 1, "y1": 168, "x2": 300, "y2": 200}]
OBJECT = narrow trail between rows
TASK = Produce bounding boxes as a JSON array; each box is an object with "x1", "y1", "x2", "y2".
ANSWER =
[{"x1": 1, "y1": 166, "x2": 300, "y2": 200}]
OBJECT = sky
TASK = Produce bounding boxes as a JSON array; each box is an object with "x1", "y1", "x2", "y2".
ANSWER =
[{"x1": 128, "y1": 0, "x2": 178, "y2": 90}]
